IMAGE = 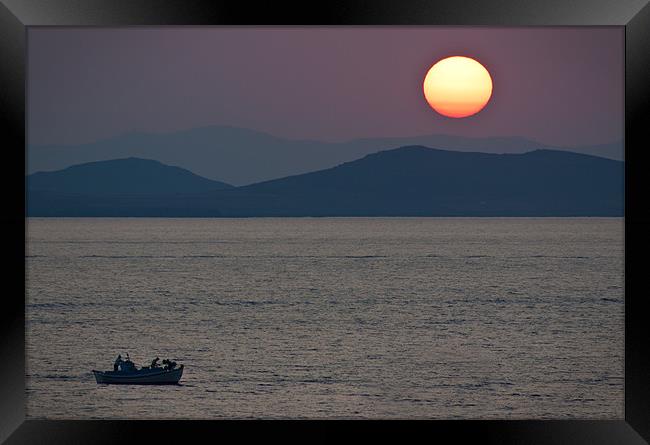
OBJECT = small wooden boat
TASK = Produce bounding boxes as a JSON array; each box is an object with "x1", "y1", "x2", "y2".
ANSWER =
[
  {"x1": 93, "y1": 356, "x2": 184, "y2": 385},
  {"x1": 93, "y1": 364, "x2": 183, "y2": 385}
]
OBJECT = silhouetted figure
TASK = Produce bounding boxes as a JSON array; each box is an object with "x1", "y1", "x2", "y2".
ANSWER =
[
  {"x1": 151, "y1": 357, "x2": 160, "y2": 368},
  {"x1": 162, "y1": 359, "x2": 177, "y2": 371},
  {"x1": 114, "y1": 354, "x2": 123, "y2": 372},
  {"x1": 120, "y1": 353, "x2": 135, "y2": 372}
]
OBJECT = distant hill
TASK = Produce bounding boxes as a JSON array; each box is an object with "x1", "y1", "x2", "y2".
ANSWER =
[
  {"x1": 27, "y1": 157, "x2": 233, "y2": 217},
  {"x1": 26, "y1": 147, "x2": 624, "y2": 217},
  {"x1": 28, "y1": 125, "x2": 624, "y2": 186},
  {"x1": 211, "y1": 146, "x2": 624, "y2": 216},
  {"x1": 28, "y1": 157, "x2": 233, "y2": 195}
]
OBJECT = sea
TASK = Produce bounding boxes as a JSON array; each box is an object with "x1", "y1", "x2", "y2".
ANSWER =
[{"x1": 25, "y1": 217, "x2": 624, "y2": 419}]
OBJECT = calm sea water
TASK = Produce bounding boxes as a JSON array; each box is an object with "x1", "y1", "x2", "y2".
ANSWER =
[{"x1": 26, "y1": 218, "x2": 624, "y2": 419}]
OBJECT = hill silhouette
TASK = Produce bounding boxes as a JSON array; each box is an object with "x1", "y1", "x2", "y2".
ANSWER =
[
  {"x1": 215, "y1": 146, "x2": 623, "y2": 216},
  {"x1": 26, "y1": 147, "x2": 623, "y2": 217},
  {"x1": 28, "y1": 157, "x2": 233, "y2": 195},
  {"x1": 28, "y1": 125, "x2": 624, "y2": 186}
]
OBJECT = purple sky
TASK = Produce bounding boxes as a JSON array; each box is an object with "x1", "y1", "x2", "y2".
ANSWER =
[{"x1": 28, "y1": 27, "x2": 623, "y2": 147}]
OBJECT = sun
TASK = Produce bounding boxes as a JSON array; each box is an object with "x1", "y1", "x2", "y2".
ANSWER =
[{"x1": 423, "y1": 56, "x2": 493, "y2": 118}]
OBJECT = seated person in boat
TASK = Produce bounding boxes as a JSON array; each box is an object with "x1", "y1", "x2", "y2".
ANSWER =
[
  {"x1": 162, "y1": 359, "x2": 177, "y2": 370},
  {"x1": 150, "y1": 357, "x2": 160, "y2": 368},
  {"x1": 120, "y1": 354, "x2": 136, "y2": 372}
]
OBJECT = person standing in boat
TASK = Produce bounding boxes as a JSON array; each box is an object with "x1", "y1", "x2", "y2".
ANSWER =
[{"x1": 113, "y1": 354, "x2": 123, "y2": 371}]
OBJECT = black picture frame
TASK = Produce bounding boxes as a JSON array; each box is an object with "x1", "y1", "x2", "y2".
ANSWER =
[{"x1": 2, "y1": 0, "x2": 649, "y2": 443}]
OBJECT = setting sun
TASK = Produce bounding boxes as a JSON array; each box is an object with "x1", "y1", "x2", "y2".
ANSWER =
[{"x1": 423, "y1": 56, "x2": 493, "y2": 118}]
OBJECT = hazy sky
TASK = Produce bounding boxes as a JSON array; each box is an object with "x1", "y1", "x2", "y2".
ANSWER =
[{"x1": 28, "y1": 27, "x2": 623, "y2": 147}]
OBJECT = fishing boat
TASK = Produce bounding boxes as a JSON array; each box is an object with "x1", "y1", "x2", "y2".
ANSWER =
[{"x1": 92, "y1": 355, "x2": 184, "y2": 385}]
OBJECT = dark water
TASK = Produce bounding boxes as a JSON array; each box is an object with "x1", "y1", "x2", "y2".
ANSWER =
[{"x1": 26, "y1": 217, "x2": 624, "y2": 419}]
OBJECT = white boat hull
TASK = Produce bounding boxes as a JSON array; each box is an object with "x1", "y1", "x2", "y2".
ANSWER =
[{"x1": 93, "y1": 365, "x2": 183, "y2": 385}]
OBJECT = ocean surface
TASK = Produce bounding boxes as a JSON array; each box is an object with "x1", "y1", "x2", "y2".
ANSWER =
[{"x1": 26, "y1": 217, "x2": 624, "y2": 419}]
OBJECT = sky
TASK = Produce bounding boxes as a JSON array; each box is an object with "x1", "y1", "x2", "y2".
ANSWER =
[{"x1": 28, "y1": 27, "x2": 623, "y2": 147}]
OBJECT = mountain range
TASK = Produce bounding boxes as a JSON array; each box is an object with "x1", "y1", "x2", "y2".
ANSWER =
[
  {"x1": 28, "y1": 125, "x2": 624, "y2": 186},
  {"x1": 27, "y1": 146, "x2": 624, "y2": 217}
]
